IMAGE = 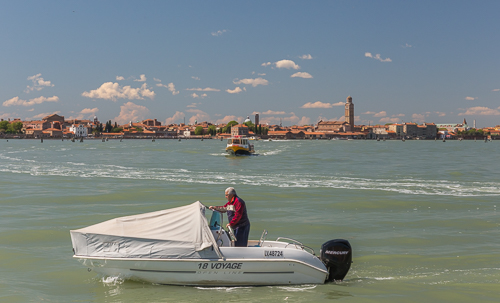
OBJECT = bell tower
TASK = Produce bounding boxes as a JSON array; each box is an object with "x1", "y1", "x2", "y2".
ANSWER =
[{"x1": 345, "y1": 96, "x2": 354, "y2": 128}]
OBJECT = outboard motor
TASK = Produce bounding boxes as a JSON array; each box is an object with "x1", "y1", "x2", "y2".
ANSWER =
[{"x1": 320, "y1": 239, "x2": 352, "y2": 282}]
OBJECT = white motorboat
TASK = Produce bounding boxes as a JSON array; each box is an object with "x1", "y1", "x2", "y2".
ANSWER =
[
  {"x1": 70, "y1": 202, "x2": 352, "y2": 286},
  {"x1": 226, "y1": 135, "x2": 255, "y2": 155}
]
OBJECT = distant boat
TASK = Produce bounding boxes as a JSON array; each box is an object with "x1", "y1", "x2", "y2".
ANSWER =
[{"x1": 226, "y1": 135, "x2": 255, "y2": 155}]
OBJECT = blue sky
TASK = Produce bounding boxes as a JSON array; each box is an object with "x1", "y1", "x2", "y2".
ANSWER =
[{"x1": 1, "y1": 1, "x2": 499, "y2": 127}]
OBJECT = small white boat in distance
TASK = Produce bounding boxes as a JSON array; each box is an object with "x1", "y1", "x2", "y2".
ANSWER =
[
  {"x1": 226, "y1": 135, "x2": 255, "y2": 155},
  {"x1": 70, "y1": 202, "x2": 352, "y2": 286}
]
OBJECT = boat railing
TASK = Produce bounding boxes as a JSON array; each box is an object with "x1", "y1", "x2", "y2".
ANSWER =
[
  {"x1": 227, "y1": 225, "x2": 237, "y2": 243},
  {"x1": 276, "y1": 237, "x2": 315, "y2": 255},
  {"x1": 259, "y1": 229, "x2": 268, "y2": 246}
]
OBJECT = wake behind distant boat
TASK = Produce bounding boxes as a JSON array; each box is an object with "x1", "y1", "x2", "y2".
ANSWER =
[{"x1": 70, "y1": 201, "x2": 352, "y2": 286}]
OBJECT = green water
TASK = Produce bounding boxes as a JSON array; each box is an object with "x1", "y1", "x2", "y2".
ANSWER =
[{"x1": 1, "y1": 139, "x2": 499, "y2": 302}]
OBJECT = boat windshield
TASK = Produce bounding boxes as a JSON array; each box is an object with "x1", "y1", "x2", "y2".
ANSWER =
[
  {"x1": 232, "y1": 139, "x2": 240, "y2": 144},
  {"x1": 209, "y1": 211, "x2": 222, "y2": 231}
]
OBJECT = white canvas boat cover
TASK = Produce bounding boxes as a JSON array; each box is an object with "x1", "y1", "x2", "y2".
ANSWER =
[{"x1": 70, "y1": 201, "x2": 222, "y2": 259}]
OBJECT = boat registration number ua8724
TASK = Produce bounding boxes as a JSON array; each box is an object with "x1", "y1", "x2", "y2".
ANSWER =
[
  {"x1": 198, "y1": 262, "x2": 243, "y2": 270},
  {"x1": 265, "y1": 250, "x2": 284, "y2": 257}
]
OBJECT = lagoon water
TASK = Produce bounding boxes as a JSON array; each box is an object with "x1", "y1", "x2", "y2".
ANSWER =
[{"x1": 1, "y1": 138, "x2": 499, "y2": 302}]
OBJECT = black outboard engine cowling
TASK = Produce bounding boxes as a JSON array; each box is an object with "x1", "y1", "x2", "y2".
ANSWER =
[{"x1": 320, "y1": 239, "x2": 352, "y2": 282}]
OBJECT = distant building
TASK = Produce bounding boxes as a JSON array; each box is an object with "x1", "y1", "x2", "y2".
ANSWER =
[
  {"x1": 255, "y1": 114, "x2": 259, "y2": 127},
  {"x1": 345, "y1": 96, "x2": 354, "y2": 128},
  {"x1": 231, "y1": 124, "x2": 249, "y2": 137},
  {"x1": 142, "y1": 119, "x2": 162, "y2": 127},
  {"x1": 43, "y1": 114, "x2": 65, "y2": 124},
  {"x1": 316, "y1": 121, "x2": 349, "y2": 133},
  {"x1": 436, "y1": 119, "x2": 470, "y2": 132},
  {"x1": 389, "y1": 122, "x2": 437, "y2": 139},
  {"x1": 69, "y1": 124, "x2": 88, "y2": 137},
  {"x1": 315, "y1": 96, "x2": 355, "y2": 137}
]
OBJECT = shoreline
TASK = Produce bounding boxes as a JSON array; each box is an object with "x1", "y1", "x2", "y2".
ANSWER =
[{"x1": 1, "y1": 136, "x2": 495, "y2": 141}]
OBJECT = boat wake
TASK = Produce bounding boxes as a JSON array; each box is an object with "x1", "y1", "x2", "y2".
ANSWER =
[
  {"x1": 100, "y1": 275, "x2": 125, "y2": 286},
  {"x1": 276, "y1": 285, "x2": 317, "y2": 292},
  {"x1": 195, "y1": 286, "x2": 254, "y2": 292},
  {"x1": 2, "y1": 154, "x2": 500, "y2": 196}
]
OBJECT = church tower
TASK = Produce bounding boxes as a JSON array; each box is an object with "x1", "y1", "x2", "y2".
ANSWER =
[{"x1": 345, "y1": 96, "x2": 354, "y2": 128}]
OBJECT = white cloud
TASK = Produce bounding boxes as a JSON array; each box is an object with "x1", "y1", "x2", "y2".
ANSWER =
[
  {"x1": 165, "y1": 111, "x2": 185, "y2": 125},
  {"x1": 262, "y1": 110, "x2": 286, "y2": 115},
  {"x1": 299, "y1": 54, "x2": 313, "y2": 60},
  {"x1": 301, "y1": 101, "x2": 343, "y2": 109},
  {"x1": 493, "y1": 89, "x2": 500, "y2": 92},
  {"x1": 402, "y1": 43, "x2": 412, "y2": 48},
  {"x1": 0, "y1": 112, "x2": 13, "y2": 119},
  {"x1": 3, "y1": 95, "x2": 59, "y2": 107},
  {"x1": 186, "y1": 109, "x2": 210, "y2": 124},
  {"x1": 233, "y1": 77, "x2": 269, "y2": 87},
  {"x1": 113, "y1": 102, "x2": 150, "y2": 124},
  {"x1": 3, "y1": 97, "x2": 24, "y2": 107},
  {"x1": 215, "y1": 115, "x2": 241, "y2": 124},
  {"x1": 186, "y1": 87, "x2": 220, "y2": 92},
  {"x1": 30, "y1": 111, "x2": 61, "y2": 120},
  {"x1": 153, "y1": 78, "x2": 161, "y2": 82},
  {"x1": 25, "y1": 73, "x2": 54, "y2": 93},
  {"x1": 140, "y1": 84, "x2": 156, "y2": 99},
  {"x1": 191, "y1": 93, "x2": 207, "y2": 99},
  {"x1": 80, "y1": 108, "x2": 99, "y2": 116},
  {"x1": 211, "y1": 29, "x2": 227, "y2": 36},
  {"x1": 134, "y1": 74, "x2": 147, "y2": 82},
  {"x1": 458, "y1": 106, "x2": 500, "y2": 116},
  {"x1": 275, "y1": 59, "x2": 300, "y2": 70},
  {"x1": 68, "y1": 108, "x2": 100, "y2": 120},
  {"x1": 258, "y1": 112, "x2": 305, "y2": 125},
  {"x1": 261, "y1": 62, "x2": 271, "y2": 67},
  {"x1": 365, "y1": 52, "x2": 392, "y2": 62},
  {"x1": 82, "y1": 82, "x2": 155, "y2": 101},
  {"x1": 291, "y1": 72, "x2": 313, "y2": 79},
  {"x1": 411, "y1": 113, "x2": 426, "y2": 123},
  {"x1": 283, "y1": 112, "x2": 300, "y2": 124},
  {"x1": 167, "y1": 82, "x2": 179, "y2": 96},
  {"x1": 435, "y1": 111, "x2": 446, "y2": 117},
  {"x1": 297, "y1": 116, "x2": 311, "y2": 125},
  {"x1": 191, "y1": 76, "x2": 200, "y2": 80},
  {"x1": 226, "y1": 87, "x2": 243, "y2": 94},
  {"x1": 379, "y1": 117, "x2": 401, "y2": 123},
  {"x1": 258, "y1": 73, "x2": 266, "y2": 76},
  {"x1": 187, "y1": 103, "x2": 200, "y2": 108},
  {"x1": 373, "y1": 111, "x2": 387, "y2": 118},
  {"x1": 116, "y1": 76, "x2": 125, "y2": 81},
  {"x1": 157, "y1": 82, "x2": 179, "y2": 95},
  {"x1": 465, "y1": 96, "x2": 478, "y2": 100}
]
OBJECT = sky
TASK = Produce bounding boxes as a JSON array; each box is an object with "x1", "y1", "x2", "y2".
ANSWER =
[{"x1": 1, "y1": 1, "x2": 499, "y2": 128}]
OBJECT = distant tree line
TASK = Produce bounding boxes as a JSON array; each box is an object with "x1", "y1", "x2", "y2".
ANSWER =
[
  {"x1": 456, "y1": 129, "x2": 488, "y2": 137},
  {"x1": 0, "y1": 121, "x2": 23, "y2": 134}
]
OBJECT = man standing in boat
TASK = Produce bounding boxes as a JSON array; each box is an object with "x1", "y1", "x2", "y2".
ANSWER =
[{"x1": 209, "y1": 187, "x2": 250, "y2": 247}]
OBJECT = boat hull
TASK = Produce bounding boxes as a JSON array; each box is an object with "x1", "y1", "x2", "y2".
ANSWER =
[
  {"x1": 225, "y1": 146, "x2": 252, "y2": 155},
  {"x1": 75, "y1": 246, "x2": 328, "y2": 286}
]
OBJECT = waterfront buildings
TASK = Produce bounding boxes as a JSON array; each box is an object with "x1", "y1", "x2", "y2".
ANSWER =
[{"x1": 1, "y1": 97, "x2": 495, "y2": 140}]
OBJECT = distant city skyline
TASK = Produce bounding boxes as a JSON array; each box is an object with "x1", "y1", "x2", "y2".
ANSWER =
[{"x1": 1, "y1": 1, "x2": 499, "y2": 128}]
